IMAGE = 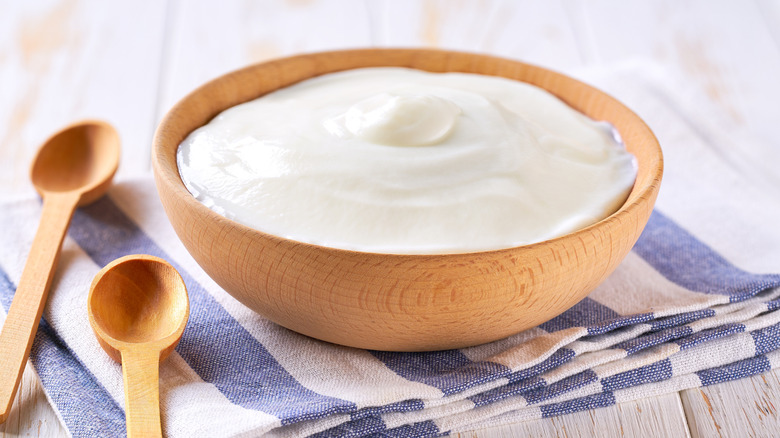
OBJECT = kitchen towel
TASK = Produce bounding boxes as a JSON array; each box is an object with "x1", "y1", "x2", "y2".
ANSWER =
[{"x1": 1, "y1": 63, "x2": 779, "y2": 437}]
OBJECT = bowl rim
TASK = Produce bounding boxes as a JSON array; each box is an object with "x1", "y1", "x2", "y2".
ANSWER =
[{"x1": 152, "y1": 48, "x2": 663, "y2": 259}]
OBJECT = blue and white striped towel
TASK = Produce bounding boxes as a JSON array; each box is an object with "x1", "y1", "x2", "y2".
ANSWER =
[{"x1": 1, "y1": 65, "x2": 779, "y2": 437}]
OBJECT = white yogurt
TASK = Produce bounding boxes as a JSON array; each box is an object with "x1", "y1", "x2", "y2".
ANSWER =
[{"x1": 177, "y1": 67, "x2": 637, "y2": 254}]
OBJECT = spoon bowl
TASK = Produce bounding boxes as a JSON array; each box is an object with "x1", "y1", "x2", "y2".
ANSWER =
[
  {"x1": 0, "y1": 120, "x2": 120, "y2": 423},
  {"x1": 89, "y1": 255, "x2": 189, "y2": 360},
  {"x1": 89, "y1": 255, "x2": 189, "y2": 438},
  {"x1": 30, "y1": 120, "x2": 119, "y2": 205}
]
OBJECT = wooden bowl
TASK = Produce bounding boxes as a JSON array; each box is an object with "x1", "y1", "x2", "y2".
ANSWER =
[{"x1": 152, "y1": 49, "x2": 663, "y2": 351}]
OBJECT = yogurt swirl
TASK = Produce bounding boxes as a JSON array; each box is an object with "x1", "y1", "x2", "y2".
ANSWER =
[{"x1": 336, "y1": 93, "x2": 461, "y2": 146}]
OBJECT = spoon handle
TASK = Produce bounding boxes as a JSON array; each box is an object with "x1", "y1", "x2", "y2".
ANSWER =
[
  {"x1": 0, "y1": 192, "x2": 79, "y2": 423},
  {"x1": 121, "y1": 348, "x2": 163, "y2": 438}
]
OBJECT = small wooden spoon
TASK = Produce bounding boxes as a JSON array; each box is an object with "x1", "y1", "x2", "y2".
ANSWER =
[
  {"x1": 0, "y1": 120, "x2": 120, "y2": 423},
  {"x1": 88, "y1": 255, "x2": 189, "y2": 438}
]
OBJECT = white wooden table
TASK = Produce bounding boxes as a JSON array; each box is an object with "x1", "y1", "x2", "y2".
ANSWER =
[{"x1": 2, "y1": 1, "x2": 780, "y2": 436}]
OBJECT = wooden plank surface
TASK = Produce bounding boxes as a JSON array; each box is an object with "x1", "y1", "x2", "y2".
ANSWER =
[
  {"x1": 0, "y1": 363, "x2": 65, "y2": 438},
  {"x1": 0, "y1": 0, "x2": 168, "y2": 194},
  {"x1": 0, "y1": 0, "x2": 778, "y2": 437},
  {"x1": 577, "y1": 0, "x2": 780, "y2": 197},
  {"x1": 681, "y1": 372, "x2": 780, "y2": 438},
  {"x1": 157, "y1": 0, "x2": 373, "y2": 118},
  {"x1": 370, "y1": 0, "x2": 583, "y2": 71}
]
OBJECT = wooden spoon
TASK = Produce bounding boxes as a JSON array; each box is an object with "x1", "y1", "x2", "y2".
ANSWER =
[
  {"x1": 0, "y1": 120, "x2": 120, "y2": 424},
  {"x1": 88, "y1": 255, "x2": 189, "y2": 438}
]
